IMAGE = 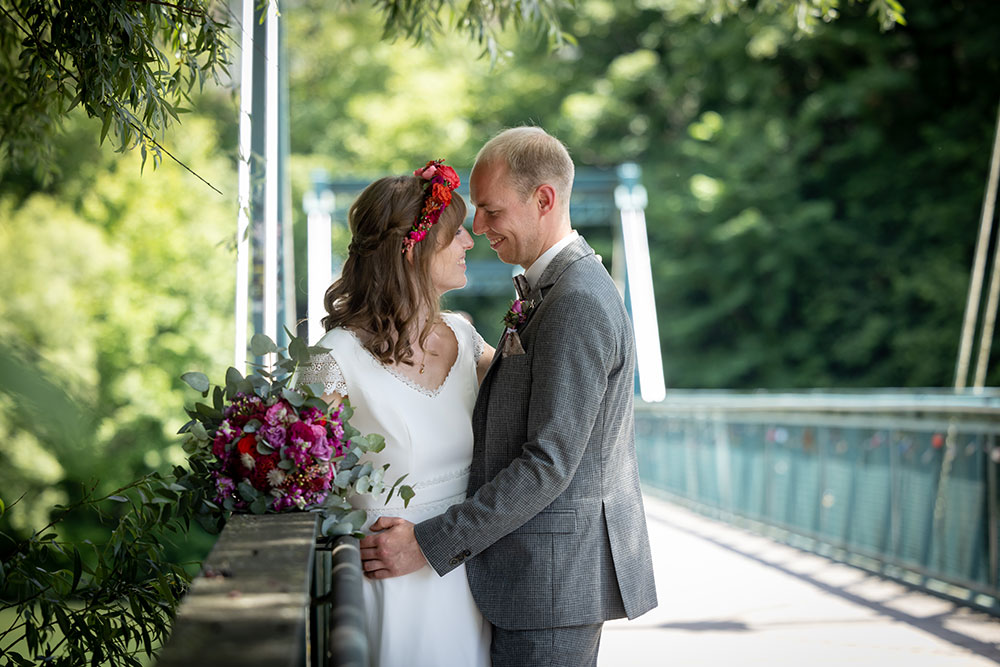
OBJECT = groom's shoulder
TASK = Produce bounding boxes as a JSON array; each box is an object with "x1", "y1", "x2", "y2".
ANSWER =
[{"x1": 552, "y1": 255, "x2": 622, "y2": 305}]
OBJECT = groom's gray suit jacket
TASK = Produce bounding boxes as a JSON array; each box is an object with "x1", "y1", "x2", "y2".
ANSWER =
[{"x1": 415, "y1": 236, "x2": 657, "y2": 630}]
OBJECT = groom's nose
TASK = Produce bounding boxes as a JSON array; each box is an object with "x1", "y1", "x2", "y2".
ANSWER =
[{"x1": 472, "y1": 211, "x2": 487, "y2": 236}]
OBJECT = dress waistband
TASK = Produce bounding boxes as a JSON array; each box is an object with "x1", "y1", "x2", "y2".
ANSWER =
[{"x1": 360, "y1": 490, "x2": 466, "y2": 521}]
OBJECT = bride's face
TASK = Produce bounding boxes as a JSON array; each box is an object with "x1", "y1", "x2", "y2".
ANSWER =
[{"x1": 429, "y1": 225, "x2": 474, "y2": 295}]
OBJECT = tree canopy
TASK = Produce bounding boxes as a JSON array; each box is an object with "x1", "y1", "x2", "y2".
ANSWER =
[{"x1": 0, "y1": 0, "x2": 905, "y2": 179}]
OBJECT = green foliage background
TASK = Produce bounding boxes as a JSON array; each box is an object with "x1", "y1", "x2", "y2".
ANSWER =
[
  {"x1": 0, "y1": 107, "x2": 235, "y2": 549},
  {"x1": 287, "y1": 0, "x2": 999, "y2": 389}
]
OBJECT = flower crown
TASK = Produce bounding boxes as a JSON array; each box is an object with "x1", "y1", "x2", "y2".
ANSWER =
[{"x1": 403, "y1": 159, "x2": 461, "y2": 253}]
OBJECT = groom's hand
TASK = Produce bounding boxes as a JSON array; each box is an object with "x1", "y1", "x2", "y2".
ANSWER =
[{"x1": 359, "y1": 517, "x2": 428, "y2": 579}]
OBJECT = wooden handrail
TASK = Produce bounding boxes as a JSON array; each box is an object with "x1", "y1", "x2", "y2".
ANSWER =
[{"x1": 157, "y1": 513, "x2": 319, "y2": 667}]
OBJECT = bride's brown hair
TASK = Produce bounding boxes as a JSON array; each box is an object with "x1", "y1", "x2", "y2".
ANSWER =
[{"x1": 322, "y1": 174, "x2": 467, "y2": 366}]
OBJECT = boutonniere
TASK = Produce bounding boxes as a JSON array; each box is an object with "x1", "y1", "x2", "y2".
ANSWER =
[{"x1": 501, "y1": 298, "x2": 534, "y2": 357}]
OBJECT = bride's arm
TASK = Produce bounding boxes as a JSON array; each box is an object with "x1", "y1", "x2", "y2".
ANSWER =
[
  {"x1": 296, "y1": 352, "x2": 349, "y2": 405},
  {"x1": 476, "y1": 343, "x2": 495, "y2": 385}
]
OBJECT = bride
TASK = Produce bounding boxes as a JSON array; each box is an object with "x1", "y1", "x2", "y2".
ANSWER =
[{"x1": 297, "y1": 160, "x2": 494, "y2": 667}]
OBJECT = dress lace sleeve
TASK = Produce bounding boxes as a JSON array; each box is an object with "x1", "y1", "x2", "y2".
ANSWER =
[
  {"x1": 296, "y1": 354, "x2": 348, "y2": 397},
  {"x1": 472, "y1": 327, "x2": 486, "y2": 364}
]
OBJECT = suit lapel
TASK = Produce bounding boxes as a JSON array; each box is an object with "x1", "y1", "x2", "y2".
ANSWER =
[{"x1": 479, "y1": 237, "x2": 597, "y2": 387}]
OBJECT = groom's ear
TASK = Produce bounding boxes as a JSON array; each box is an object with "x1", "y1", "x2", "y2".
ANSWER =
[{"x1": 535, "y1": 183, "x2": 557, "y2": 216}]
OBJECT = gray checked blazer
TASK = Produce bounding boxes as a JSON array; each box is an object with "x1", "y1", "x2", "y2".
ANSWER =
[{"x1": 414, "y1": 235, "x2": 658, "y2": 630}]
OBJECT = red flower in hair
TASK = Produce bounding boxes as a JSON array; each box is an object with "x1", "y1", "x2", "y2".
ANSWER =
[{"x1": 403, "y1": 159, "x2": 461, "y2": 252}]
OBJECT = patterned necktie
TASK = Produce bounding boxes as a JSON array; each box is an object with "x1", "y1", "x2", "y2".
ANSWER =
[{"x1": 513, "y1": 273, "x2": 530, "y2": 301}]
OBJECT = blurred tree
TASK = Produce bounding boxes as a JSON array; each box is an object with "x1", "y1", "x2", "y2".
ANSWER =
[{"x1": 0, "y1": 109, "x2": 236, "y2": 541}]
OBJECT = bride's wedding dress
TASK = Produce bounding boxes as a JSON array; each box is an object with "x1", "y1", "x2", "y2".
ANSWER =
[{"x1": 299, "y1": 312, "x2": 491, "y2": 667}]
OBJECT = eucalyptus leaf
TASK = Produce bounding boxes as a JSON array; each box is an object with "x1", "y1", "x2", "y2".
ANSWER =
[
  {"x1": 365, "y1": 433, "x2": 386, "y2": 453},
  {"x1": 322, "y1": 519, "x2": 354, "y2": 536},
  {"x1": 282, "y1": 387, "x2": 305, "y2": 407},
  {"x1": 250, "y1": 332, "x2": 278, "y2": 356},
  {"x1": 195, "y1": 402, "x2": 222, "y2": 419},
  {"x1": 399, "y1": 485, "x2": 415, "y2": 508},
  {"x1": 256, "y1": 441, "x2": 275, "y2": 455},
  {"x1": 304, "y1": 382, "x2": 327, "y2": 398},
  {"x1": 333, "y1": 469, "x2": 353, "y2": 489},
  {"x1": 237, "y1": 481, "x2": 259, "y2": 502},
  {"x1": 247, "y1": 374, "x2": 269, "y2": 397},
  {"x1": 289, "y1": 336, "x2": 309, "y2": 364},
  {"x1": 354, "y1": 475, "x2": 371, "y2": 494},
  {"x1": 243, "y1": 419, "x2": 261, "y2": 433},
  {"x1": 249, "y1": 496, "x2": 269, "y2": 514},
  {"x1": 277, "y1": 459, "x2": 293, "y2": 470},
  {"x1": 191, "y1": 421, "x2": 209, "y2": 440},
  {"x1": 181, "y1": 372, "x2": 210, "y2": 393},
  {"x1": 343, "y1": 509, "x2": 368, "y2": 531},
  {"x1": 340, "y1": 452, "x2": 360, "y2": 469}
]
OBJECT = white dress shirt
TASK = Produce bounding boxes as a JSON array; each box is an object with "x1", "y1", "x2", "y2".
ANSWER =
[{"x1": 522, "y1": 230, "x2": 579, "y2": 292}]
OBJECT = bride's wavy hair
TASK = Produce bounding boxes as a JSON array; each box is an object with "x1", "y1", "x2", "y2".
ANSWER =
[{"x1": 322, "y1": 174, "x2": 467, "y2": 366}]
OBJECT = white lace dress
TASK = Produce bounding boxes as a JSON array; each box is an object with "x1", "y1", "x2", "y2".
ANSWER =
[{"x1": 297, "y1": 312, "x2": 491, "y2": 667}]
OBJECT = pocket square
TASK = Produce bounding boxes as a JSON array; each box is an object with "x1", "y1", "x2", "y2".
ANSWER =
[{"x1": 501, "y1": 329, "x2": 526, "y2": 357}]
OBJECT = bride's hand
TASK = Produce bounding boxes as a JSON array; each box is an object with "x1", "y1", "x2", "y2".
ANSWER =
[{"x1": 360, "y1": 517, "x2": 428, "y2": 579}]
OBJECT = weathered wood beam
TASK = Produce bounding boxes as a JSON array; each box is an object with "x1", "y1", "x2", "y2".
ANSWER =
[{"x1": 157, "y1": 512, "x2": 319, "y2": 667}]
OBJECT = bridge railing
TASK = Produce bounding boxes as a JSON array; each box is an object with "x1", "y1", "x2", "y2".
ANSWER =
[
  {"x1": 156, "y1": 513, "x2": 367, "y2": 667},
  {"x1": 635, "y1": 389, "x2": 1000, "y2": 611}
]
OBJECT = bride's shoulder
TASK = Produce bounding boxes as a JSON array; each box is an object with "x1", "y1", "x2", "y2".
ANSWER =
[
  {"x1": 442, "y1": 312, "x2": 486, "y2": 356},
  {"x1": 313, "y1": 327, "x2": 358, "y2": 354}
]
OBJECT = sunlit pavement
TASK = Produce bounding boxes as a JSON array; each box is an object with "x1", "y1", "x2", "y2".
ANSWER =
[{"x1": 599, "y1": 493, "x2": 1000, "y2": 666}]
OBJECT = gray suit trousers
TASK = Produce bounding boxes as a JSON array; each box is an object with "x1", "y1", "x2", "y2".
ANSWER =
[{"x1": 491, "y1": 622, "x2": 603, "y2": 667}]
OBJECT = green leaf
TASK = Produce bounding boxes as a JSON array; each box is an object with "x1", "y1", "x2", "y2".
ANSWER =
[
  {"x1": 322, "y1": 517, "x2": 353, "y2": 536},
  {"x1": 71, "y1": 548, "x2": 82, "y2": 592},
  {"x1": 250, "y1": 496, "x2": 268, "y2": 514},
  {"x1": 354, "y1": 475, "x2": 371, "y2": 494},
  {"x1": 343, "y1": 508, "x2": 367, "y2": 531},
  {"x1": 108, "y1": 495, "x2": 129, "y2": 503},
  {"x1": 250, "y1": 333, "x2": 278, "y2": 356},
  {"x1": 384, "y1": 473, "x2": 409, "y2": 506},
  {"x1": 365, "y1": 433, "x2": 386, "y2": 453},
  {"x1": 289, "y1": 336, "x2": 309, "y2": 364},
  {"x1": 282, "y1": 387, "x2": 305, "y2": 406},
  {"x1": 399, "y1": 485, "x2": 415, "y2": 508},
  {"x1": 191, "y1": 421, "x2": 209, "y2": 440},
  {"x1": 256, "y1": 441, "x2": 274, "y2": 455},
  {"x1": 0, "y1": 496, "x2": 4, "y2": 517},
  {"x1": 303, "y1": 382, "x2": 327, "y2": 398},
  {"x1": 225, "y1": 366, "x2": 244, "y2": 391},
  {"x1": 195, "y1": 402, "x2": 222, "y2": 419},
  {"x1": 334, "y1": 469, "x2": 353, "y2": 489},
  {"x1": 247, "y1": 373, "x2": 269, "y2": 396},
  {"x1": 237, "y1": 481, "x2": 259, "y2": 502},
  {"x1": 181, "y1": 372, "x2": 210, "y2": 393}
]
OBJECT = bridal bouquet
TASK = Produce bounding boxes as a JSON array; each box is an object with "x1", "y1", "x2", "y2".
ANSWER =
[{"x1": 180, "y1": 331, "x2": 411, "y2": 535}]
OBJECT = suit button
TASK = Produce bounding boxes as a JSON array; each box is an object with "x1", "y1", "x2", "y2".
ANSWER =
[
  {"x1": 463, "y1": 549, "x2": 471, "y2": 556},
  {"x1": 449, "y1": 558, "x2": 459, "y2": 565}
]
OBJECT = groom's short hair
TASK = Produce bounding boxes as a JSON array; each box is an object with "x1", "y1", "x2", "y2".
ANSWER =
[{"x1": 475, "y1": 126, "x2": 574, "y2": 210}]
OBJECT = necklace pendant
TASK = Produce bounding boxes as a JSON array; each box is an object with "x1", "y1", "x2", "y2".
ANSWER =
[{"x1": 419, "y1": 363, "x2": 425, "y2": 374}]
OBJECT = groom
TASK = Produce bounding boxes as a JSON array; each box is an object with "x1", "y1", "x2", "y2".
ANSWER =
[{"x1": 360, "y1": 126, "x2": 657, "y2": 665}]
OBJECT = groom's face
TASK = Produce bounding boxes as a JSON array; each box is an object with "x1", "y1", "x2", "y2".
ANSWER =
[{"x1": 470, "y1": 160, "x2": 542, "y2": 268}]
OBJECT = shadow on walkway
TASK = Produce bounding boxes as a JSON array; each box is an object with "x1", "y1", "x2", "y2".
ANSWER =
[{"x1": 599, "y1": 494, "x2": 1000, "y2": 667}]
